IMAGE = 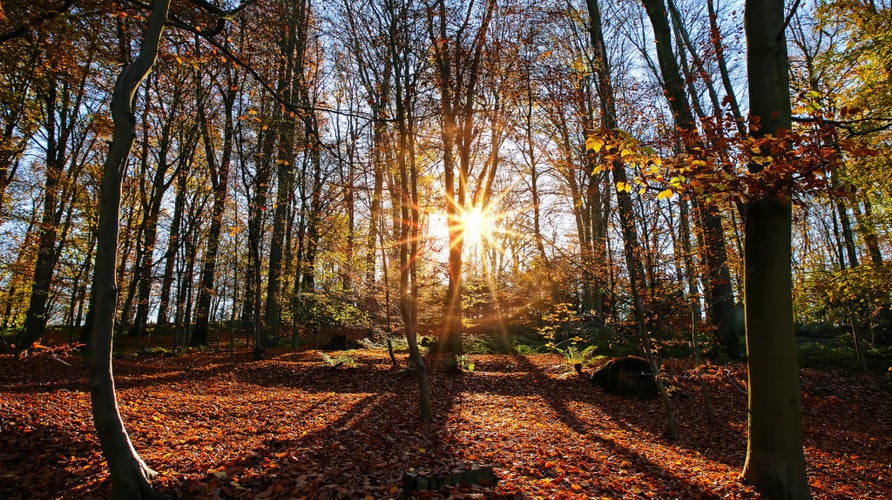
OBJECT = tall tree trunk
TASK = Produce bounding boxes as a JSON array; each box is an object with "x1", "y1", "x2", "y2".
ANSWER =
[
  {"x1": 855, "y1": 199, "x2": 883, "y2": 265},
  {"x1": 156, "y1": 166, "x2": 190, "y2": 327},
  {"x1": 245, "y1": 102, "x2": 276, "y2": 356},
  {"x1": 88, "y1": 0, "x2": 171, "y2": 497},
  {"x1": 642, "y1": 0, "x2": 739, "y2": 359},
  {"x1": 192, "y1": 68, "x2": 236, "y2": 347},
  {"x1": 426, "y1": 0, "x2": 495, "y2": 358},
  {"x1": 266, "y1": 0, "x2": 308, "y2": 341},
  {"x1": 741, "y1": 0, "x2": 811, "y2": 496},
  {"x1": 835, "y1": 199, "x2": 859, "y2": 269},
  {"x1": 392, "y1": 15, "x2": 431, "y2": 419},
  {"x1": 586, "y1": 0, "x2": 677, "y2": 440},
  {"x1": 19, "y1": 81, "x2": 70, "y2": 353}
]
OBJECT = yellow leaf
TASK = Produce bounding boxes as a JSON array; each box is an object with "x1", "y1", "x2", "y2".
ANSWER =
[
  {"x1": 669, "y1": 175, "x2": 685, "y2": 188},
  {"x1": 657, "y1": 188, "x2": 674, "y2": 200},
  {"x1": 616, "y1": 181, "x2": 630, "y2": 193},
  {"x1": 586, "y1": 136, "x2": 605, "y2": 153}
]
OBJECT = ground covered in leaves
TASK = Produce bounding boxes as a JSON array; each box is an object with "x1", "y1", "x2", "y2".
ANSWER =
[{"x1": 1, "y1": 347, "x2": 890, "y2": 499}]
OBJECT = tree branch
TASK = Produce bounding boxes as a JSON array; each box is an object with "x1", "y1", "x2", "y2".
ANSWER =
[{"x1": 0, "y1": 0, "x2": 74, "y2": 44}]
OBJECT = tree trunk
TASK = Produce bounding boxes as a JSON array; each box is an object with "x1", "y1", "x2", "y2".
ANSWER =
[
  {"x1": 586, "y1": 0, "x2": 677, "y2": 440},
  {"x1": 155, "y1": 166, "x2": 189, "y2": 327},
  {"x1": 855, "y1": 199, "x2": 883, "y2": 265},
  {"x1": 192, "y1": 68, "x2": 236, "y2": 347},
  {"x1": 641, "y1": 0, "x2": 739, "y2": 359},
  {"x1": 88, "y1": 0, "x2": 171, "y2": 498},
  {"x1": 741, "y1": 0, "x2": 811, "y2": 496},
  {"x1": 19, "y1": 81, "x2": 69, "y2": 353},
  {"x1": 266, "y1": 1, "x2": 307, "y2": 340}
]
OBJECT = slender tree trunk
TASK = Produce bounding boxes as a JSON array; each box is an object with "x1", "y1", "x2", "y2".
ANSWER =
[
  {"x1": 266, "y1": 1, "x2": 307, "y2": 340},
  {"x1": 88, "y1": 1, "x2": 171, "y2": 497},
  {"x1": 19, "y1": 83, "x2": 67, "y2": 353},
  {"x1": 855, "y1": 199, "x2": 883, "y2": 265},
  {"x1": 741, "y1": 0, "x2": 811, "y2": 496},
  {"x1": 642, "y1": 0, "x2": 739, "y2": 359},
  {"x1": 156, "y1": 167, "x2": 189, "y2": 327},
  {"x1": 586, "y1": 0, "x2": 677, "y2": 440},
  {"x1": 192, "y1": 69, "x2": 236, "y2": 347}
]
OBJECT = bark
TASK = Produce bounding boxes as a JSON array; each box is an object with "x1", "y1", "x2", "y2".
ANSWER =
[
  {"x1": 245, "y1": 100, "x2": 275, "y2": 356},
  {"x1": 741, "y1": 0, "x2": 811, "y2": 496},
  {"x1": 192, "y1": 68, "x2": 236, "y2": 347},
  {"x1": 641, "y1": 0, "x2": 739, "y2": 359},
  {"x1": 390, "y1": 0, "x2": 430, "y2": 420},
  {"x1": 156, "y1": 166, "x2": 190, "y2": 327},
  {"x1": 586, "y1": 0, "x2": 677, "y2": 441},
  {"x1": 855, "y1": 199, "x2": 883, "y2": 265},
  {"x1": 835, "y1": 199, "x2": 859, "y2": 269},
  {"x1": 88, "y1": 0, "x2": 171, "y2": 498},
  {"x1": 266, "y1": 0, "x2": 308, "y2": 341}
]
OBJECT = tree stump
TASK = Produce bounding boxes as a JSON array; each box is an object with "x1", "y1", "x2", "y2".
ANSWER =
[{"x1": 590, "y1": 356, "x2": 658, "y2": 399}]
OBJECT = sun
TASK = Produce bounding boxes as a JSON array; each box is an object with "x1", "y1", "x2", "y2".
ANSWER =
[
  {"x1": 461, "y1": 205, "x2": 487, "y2": 246},
  {"x1": 457, "y1": 203, "x2": 501, "y2": 249}
]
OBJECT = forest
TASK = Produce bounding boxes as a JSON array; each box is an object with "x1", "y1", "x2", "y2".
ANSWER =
[{"x1": 0, "y1": 0, "x2": 890, "y2": 498}]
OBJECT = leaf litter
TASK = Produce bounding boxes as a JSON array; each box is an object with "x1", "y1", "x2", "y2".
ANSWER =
[{"x1": 1, "y1": 349, "x2": 890, "y2": 499}]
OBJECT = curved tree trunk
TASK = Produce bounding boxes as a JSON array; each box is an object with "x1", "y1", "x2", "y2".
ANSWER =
[
  {"x1": 741, "y1": 0, "x2": 811, "y2": 497},
  {"x1": 88, "y1": 1, "x2": 171, "y2": 498}
]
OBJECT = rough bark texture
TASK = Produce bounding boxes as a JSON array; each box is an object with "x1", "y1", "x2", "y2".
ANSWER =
[{"x1": 741, "y1": 0, "x2": 811, "y2": 497}]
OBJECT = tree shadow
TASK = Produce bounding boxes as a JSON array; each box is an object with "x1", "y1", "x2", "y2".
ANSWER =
[
  {"x1": 160, "y1": 362, "x2": 468, "y2": 499},
  {"x1": 501, "y1": 354, "x2": 738, "y2": 497}
]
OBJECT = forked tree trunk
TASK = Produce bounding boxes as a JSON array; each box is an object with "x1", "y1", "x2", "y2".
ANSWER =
[
  {"x1": 390, "y1": 0, "x2": 431, "y2": 421},
  {"x1": 89, "y1": 1, "x2": 171, "y2": 498},
  {"x1": 741, "y1": 0, "x2": 811, "y2": 497},
  {"x1": 192, "y1": 67, "x2": 236, "y2": 347}
]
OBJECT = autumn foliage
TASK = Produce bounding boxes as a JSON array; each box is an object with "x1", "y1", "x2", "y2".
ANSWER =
[{"x1": 1, "y1": 347, "x2": 890, "y2": 499}]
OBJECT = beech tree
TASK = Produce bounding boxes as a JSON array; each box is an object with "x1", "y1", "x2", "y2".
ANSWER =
[
  {"x1": 89, "y1": 1, "x2": 172, "y2": 496},
  {"x1": 640, "y1": 0, "x2": 739, "y2": 359},
  {"x1": 740, "y1": 0, "x2": 811, "y2": 496},
  {"x1": 426, "y1": 0, "x2": 496, "y2": 357},
  {"x1": 584, "y1": 0, "x2": 677, "y2": 440}
]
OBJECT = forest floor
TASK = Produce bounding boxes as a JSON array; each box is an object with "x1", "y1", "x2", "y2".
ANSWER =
[{"x1": 1, "y1": 346, "x2": 890, "y2": 499}]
